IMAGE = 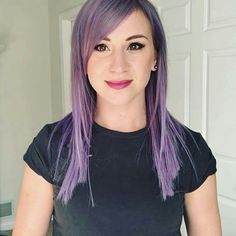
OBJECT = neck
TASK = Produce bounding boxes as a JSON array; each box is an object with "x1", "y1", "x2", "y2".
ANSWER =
[{"x1": 94, "y1": 96, "x2": 147, "y2": 132}]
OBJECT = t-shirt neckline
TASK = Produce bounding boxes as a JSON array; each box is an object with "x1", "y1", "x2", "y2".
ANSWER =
[{"x1": 92, "y1": 121, "x2": 148, "y2": 138}]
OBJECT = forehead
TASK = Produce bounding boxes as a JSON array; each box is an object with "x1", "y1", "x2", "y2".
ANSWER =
[{"x1": 106, "y1": 10, "x2": 153, "y2": 39}]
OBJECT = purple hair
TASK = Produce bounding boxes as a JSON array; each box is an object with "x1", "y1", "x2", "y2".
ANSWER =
[{"x1": 49, "y1": 0, "x2": 196, "y2": 206}]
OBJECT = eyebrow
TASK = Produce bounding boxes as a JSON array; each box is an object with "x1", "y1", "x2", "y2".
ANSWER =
[{"x1": 103, "y1": 34, "x2": 149, "y2": 41}]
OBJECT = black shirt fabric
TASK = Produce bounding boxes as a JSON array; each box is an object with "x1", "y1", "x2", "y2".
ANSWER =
[{"x1": 23, "y1": 120, "x2": 217, "y2": 236}]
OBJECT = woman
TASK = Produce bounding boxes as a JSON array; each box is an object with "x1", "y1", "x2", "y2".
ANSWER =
[{"x1": 13, "y1": 0, "x2": 222, "y2": 235}]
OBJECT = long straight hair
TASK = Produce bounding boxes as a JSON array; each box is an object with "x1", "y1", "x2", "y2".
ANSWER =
[{"x1": 49, "y1": 0, "x2": 196, "y2": 206}]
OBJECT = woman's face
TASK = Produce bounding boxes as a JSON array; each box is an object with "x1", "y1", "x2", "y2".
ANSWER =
[{"x1": 87, "y1": 10, "x2": 157, "y2": 106}]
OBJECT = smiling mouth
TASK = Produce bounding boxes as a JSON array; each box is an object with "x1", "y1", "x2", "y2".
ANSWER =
[{"x1": 105, "y1": 80, "x2": 133, "y2": 90}]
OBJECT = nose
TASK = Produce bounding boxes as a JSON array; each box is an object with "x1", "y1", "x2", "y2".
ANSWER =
[{"x1": 109, "y1": 50, "x2": 128, "y2": 73}]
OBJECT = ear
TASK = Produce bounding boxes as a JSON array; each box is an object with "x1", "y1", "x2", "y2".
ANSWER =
[
  {"x1": 151, "y1": 51, "x2": 158, "y2": 71},
  {"x1": 151, "y1": 59, "x2": 158, "y2": 71}
]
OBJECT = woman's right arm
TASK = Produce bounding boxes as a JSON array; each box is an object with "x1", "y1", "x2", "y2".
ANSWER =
[{"x1": 12, "y1": 164, "x2": 54, "y2": 236}]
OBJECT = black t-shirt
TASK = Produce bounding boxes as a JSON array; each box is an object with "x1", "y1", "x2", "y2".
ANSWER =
[{"x1": 23, "y1": 120, "x2": 216, "y2": 236}]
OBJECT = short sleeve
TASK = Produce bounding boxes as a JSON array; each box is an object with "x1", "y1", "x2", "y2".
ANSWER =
[
  {"x1": 23, "y1": 124, "x2": 55, "y2": 184},
  {"x1": 176, "y1": 131, "x2": 217, "y2": 193}
]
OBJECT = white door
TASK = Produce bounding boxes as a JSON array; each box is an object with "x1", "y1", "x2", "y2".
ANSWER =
[
  {"x1": 58, "y1": 1, "x2": 85, "y2": 116},
  {"x1": 152, "y1": 0, "x2": 236, "y2": 235}
]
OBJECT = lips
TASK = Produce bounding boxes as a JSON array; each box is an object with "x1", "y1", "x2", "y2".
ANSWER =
[{"x1": 105, "y1": 80, "x2": 133, "y2": 90}]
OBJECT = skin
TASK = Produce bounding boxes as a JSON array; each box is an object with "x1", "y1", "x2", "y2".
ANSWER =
[
  {"x1": 12, "y1": 165, "x2": 53, "y2": 235},
  {"x1": 13, "y1": 9, "x2": 222, "y2": 235},
  {"x1": 87, "y1": 10, "x2": 157, "y2": 132},
  {"x1": 184, "y1": 174, "x2": 222, "y2": 235}
]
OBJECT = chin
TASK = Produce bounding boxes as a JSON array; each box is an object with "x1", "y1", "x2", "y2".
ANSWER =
[{"x1": 98, "y1": 94, "x2": 133, "y2": 106}]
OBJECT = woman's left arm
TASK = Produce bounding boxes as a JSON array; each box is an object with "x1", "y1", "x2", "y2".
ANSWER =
[{"x1": 184, "y1": 174, "x2": 222, "y2": 236}]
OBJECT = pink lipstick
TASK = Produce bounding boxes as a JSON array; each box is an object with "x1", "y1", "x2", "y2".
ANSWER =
[{"x1": 105, "y1": 80, "x2": 133, "y2": 90}]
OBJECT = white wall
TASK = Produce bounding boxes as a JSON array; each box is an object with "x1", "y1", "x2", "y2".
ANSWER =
[{"x1": 0, "y1": 0, "x2": 52, "y2": 218}]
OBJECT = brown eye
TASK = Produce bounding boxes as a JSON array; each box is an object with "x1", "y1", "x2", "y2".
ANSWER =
[
  {"x1": 128, "y1": 42, "x2": 145, "y2": 50},
  {"x1": 94, "y1": 44, "x2": 108, "y2": 52}
]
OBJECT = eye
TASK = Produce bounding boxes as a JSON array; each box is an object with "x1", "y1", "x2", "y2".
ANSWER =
[
  {"x1": 128, "y1": 42, "x2": 145, "y2": 50},
  {"x1": 94, "y1": 44, "x2": 109, "y2": 52}
]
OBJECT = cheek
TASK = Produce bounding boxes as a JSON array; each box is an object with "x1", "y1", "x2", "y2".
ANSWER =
[
  {"x1": 87, "y1": 58, "x2": 96, "y2": 78},
  {"x1": 87, "y1": 57, "x2": 106, "y2": 80},
  {"x1": 134, "y1": 57, "x2": 153, "y2": 78},
  {"x1": 87, "y1": 59, "x2": 106, "y2": 93},
  {"x1": 131, "y1": 60, "x2": 153, "y2": 88},
  {"x1": 87, "y1": 61, "x2": 97, "y2": 88},
  {"x1": 134, "y1": 52, "x2": 154, "y2": 69}
]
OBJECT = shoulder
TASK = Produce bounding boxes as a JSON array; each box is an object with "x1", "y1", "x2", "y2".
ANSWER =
[
  {"x1": 34, "y1": 113, "x2": 72, "y2": 147},
  {"x1": 179, "y1": 126, "x2": 211, "y2": 157},
  {"x1": 23, "y1": 114, "x2": 72, "y2": 185},
  {"x1": 181, "y1": 126, "x2": 202, "y2": 149},
  {"x1": 175, "y1": 126, "x2": 217, "y2": 193},
  {"x1": 34, "y1": 121, "x2": 59, "y2": 144}
]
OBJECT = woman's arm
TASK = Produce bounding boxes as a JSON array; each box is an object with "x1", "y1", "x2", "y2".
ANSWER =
[
  {"x1": 12, "y1": 164, "x2": 53, "y2": 236},
  {"x1": 184, "y1": 174, "x2": 222, "y2": 236}
]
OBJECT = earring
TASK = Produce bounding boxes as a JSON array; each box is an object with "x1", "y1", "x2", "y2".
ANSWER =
[{"x1": 152, "y1": 64, "x2": 158, "y2": 71}]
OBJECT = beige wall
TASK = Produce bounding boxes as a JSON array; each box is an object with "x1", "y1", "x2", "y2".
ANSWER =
[
  {"x1": 0, "y1": 0, "x2": 84, "y2": 224},
  {"x1": 0, "y1": 0, "x2": 52, "y2": 218}
]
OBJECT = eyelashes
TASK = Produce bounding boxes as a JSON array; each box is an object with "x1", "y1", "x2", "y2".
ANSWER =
[
  {"x1": 94, "y1": 42, "x2": 145, "y2": 52},
  {"x1": 94, "y1": 44, "x2": 108, "y2": 52},
  {"x1": 128, "y1": 42, "x2": 145, "y2": 50}
]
